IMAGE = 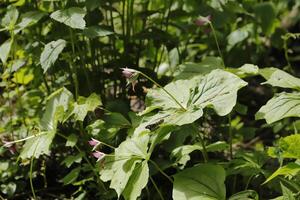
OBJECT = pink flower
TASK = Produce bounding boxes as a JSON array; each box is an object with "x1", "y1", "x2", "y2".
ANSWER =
[
  {"x1": 92, "y1": 151, "x2": 106, "y2": 162},
  {"x1": 195, "y1": 15, "x2": 211, "y2": 26}
]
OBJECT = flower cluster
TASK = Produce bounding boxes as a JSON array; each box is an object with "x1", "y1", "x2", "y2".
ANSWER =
[{"x1": 88, "y1": 138, "x2": 106, "y2": 162}]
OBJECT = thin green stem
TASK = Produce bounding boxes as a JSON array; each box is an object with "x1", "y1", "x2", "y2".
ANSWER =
[
  {"x1": 208, "y1": 22, "x2": 225, "y2": 68},
  {"x1": 149, "y1": 176, "x2": 164, "y2": 200},
  {"x1": 2, "y1": 132, "x2": 47, "y2": 147},
  {"x1": 149, "y1": 159, "x2": 173, "y2": 183},
  {"x1": 192, "y1": 124, "x2": 208, "y2": 162},
  {"x1": 29, "y1": 137, "x2": 40, "y2": 200},
  {"x1": 138, "y1": 71, "x2": 187, "y2": 111},
  {"x1": 30, "y1": 156, "x2": 37, "y2": 200},
  {"x1": 228, "y1": 114, "x2": 233, "y2": 160},
  {"x1": 69, "y1": 28, "x2": 79, "y2": 100}
]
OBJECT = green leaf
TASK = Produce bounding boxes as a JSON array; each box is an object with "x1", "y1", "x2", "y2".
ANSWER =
[
  {"x1": 256, "y1": 92, "x2": 300, "y2": 124},
  {"x1": 40, "y1": 39, "x2": 66, "y2": 73},
  {"x1": 259, "y1": 68, "x2": 300, "y2": 90},
  {"x1": 263, "y1": 163, "x2": 300, "y2": 184},
  {"x1": 61, "y1": 153, "x2": 84, "y2": 168},
  {"x1": 254, "y1": 2, "x2": 277, "y2": 35},
  {"x1": 148, "y1": 69, "x2": 247, "y2": 116},
  {"x1": 20, "y1": 131, "x2": 55, "y2": 159},
  {"x1": 0, "y1": 39, "x2": 12, "y2": 64},
  {"x1": 191, "y1": 69, "x2": 247, "y2": 116},
  {"x1": 227, "y1": 24, "x2": 253, "y2": 51},
  {"x1": 41, "y1": 87, "x2": 73, "y2": 131},
  {"x1": 173, "y1": 57, "x2": 223, "y2": 80},
  {"x1": 171, "y1": 141, "x2": 228, "y2": 166},
  {"x1": 100, "y1": 135, "x2": 149, "y2": 198},
  {"x1": 122, "y1": 161, "x2": 149, "y2": 200},
  {"x1": 269, "y1": 134, "x2": 300, "y2": 160},
  {"x1": 1, "y1": 6, "x2": 19, "y2": 30},
  {"x1": 62, "y1": 167, "x2": 81, "y2": 185},
  {"x1": 227, "y1": 64, "x2": 259, "y2": 78},
  {"x1": 66, "y1": 134, "x2": 78, "y2": 147},
  {"x1": 65, "y1": 93, "x2": 102, "y2": 121},
  {"x1": 83, "y1": 26, "x2": 114, "y2": 38},
  {"x1": 229, "y1": 190, "x2": 259, "y2": 200},
  {"x1": 280, "y1": 182, "x2": 296, "y2": 200},
  {"x1": 173, "y1": 164, "x2": 226, "y2": 200},
  {"x1": 12, "y1": 67, "x2": 34, "y2": 85},
  {"x1": 14, "y1": 11, "x2": 46, "y2": 34},
  {"x1": 50, "y1": 7, "x2": 86, "y2": 29}
]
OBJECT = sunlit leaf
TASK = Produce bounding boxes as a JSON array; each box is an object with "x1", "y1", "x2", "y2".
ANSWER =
[
  {"x1": 40, "y1": 39, "x2": 66, "y2": 73},
  {"x1": 256, "y1": 92, "x2": 300, "y2": 124},
  {"x1": 14, "y1": 11, "x2": 46, "y2": 34},
  {"x1": 0, "y1": 39, "x2": 12, "y2": 64},
  {"x1": 263, "y1": 163, "x2": 300, "y2": 184},
  {"x1": 50, "y1": 7, "x2": 86, "y2": 29},
  {"x1": 259, "y1": 68, "x2": 300, "y2": 90},
  {"x1": 100, "y1": 135, "x2": 149, "y2": 198},
  {"x1": 173, "y1": 164, "x2": 226, "y2": 200}
]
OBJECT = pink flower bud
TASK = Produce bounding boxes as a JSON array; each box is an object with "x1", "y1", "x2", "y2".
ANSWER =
[
  {"x1": 121, "y1": 68, "x2": 137, "y2": 79},
  {"x1": 88, "y1": 138, "x2": 101, "y2": 147},
  {"x1": 92, "y1": 151, "x2": 106, "y2": 162},
  {"x1": 195, "y1": 15, "x2": 211, "y2": 26}
]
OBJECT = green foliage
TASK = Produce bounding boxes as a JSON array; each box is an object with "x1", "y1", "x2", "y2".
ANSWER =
[{"x1": 1, "y1": 0, "x2": 300, "y2": 199}]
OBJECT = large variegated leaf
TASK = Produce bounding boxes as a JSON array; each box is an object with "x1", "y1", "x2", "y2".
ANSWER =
[
  {"x1": 100, "y1": 135, "x2": 149, "y2": 199},
  {"x1": 256, "y1": 92, "x2": 300, "y2": 124},
  {"x1": 138, "y1": 69, "x2": 247, "y2": 134},
  {"x1": 40, "y1": 39, "x2": 66, "y2": 73},
  {"x1": 173, "y1": 164, "x2": 226, "y2": 200},
  {"x1": 50, "y1": 7, "x2": 86, "y2": 29},
  {"x1": 259, "y1": 68, "x2": 300, "y2": 90}
]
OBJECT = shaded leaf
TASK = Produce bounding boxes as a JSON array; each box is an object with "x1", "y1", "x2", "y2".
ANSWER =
[
  {"x1": 227, "y1": 24, "x2": 253, "y2": 51},
  {"x1": 173, "y1": 57, "x2": 223, "y2": 80},
  {"x1": 62, "y1": 167, "x2": 81, "y2": 185},
  {"x1": 83, "y1": 26, "x2": 114, "y2": 38},
  {"x1": 229, "y1": 190, "x2": 259, "y2": 200}
]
